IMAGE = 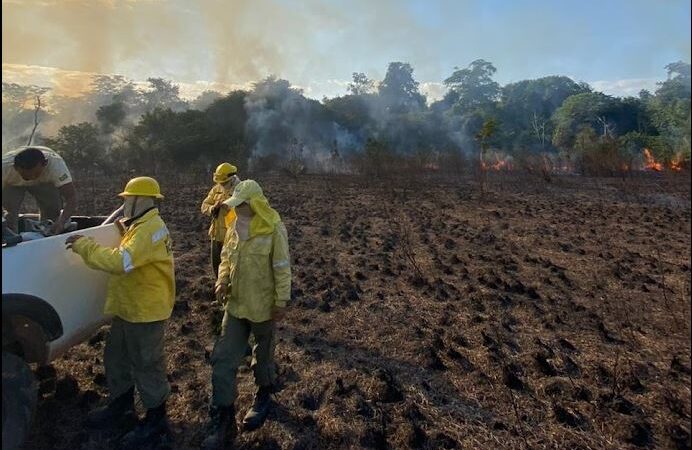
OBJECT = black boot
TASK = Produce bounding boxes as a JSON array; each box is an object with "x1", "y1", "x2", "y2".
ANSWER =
[
  {"x1": 120, "y1": 401, "x2": 170, "y2": 449},
  {"x1": 242, "y1": 386, "x2": 272, "y2": 431},
  {"x1": 201, "y1": 405, "x2": 237, "y2": 450},
  {"x1": 86, "y1": 387, "x2": 135, "y2": 428}
]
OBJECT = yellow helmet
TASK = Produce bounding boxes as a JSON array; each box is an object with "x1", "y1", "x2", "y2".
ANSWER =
[
  {"x1": 118, "y1": 176, "x2": 164, "y2": 199},
  {"x1": 213, "y1": 162, "x2": 237, "y2": 183}
]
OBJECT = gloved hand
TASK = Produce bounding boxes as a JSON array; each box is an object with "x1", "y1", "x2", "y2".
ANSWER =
[
  {"x1": 211, "y1": 200, "x2": 226, "y2": 217},
  {"x1": 215, "y1": 283, "x2": 228, "y2": 304},
  {"x1": 65, "y1": 234, "x2": 85, "y2": 251}
]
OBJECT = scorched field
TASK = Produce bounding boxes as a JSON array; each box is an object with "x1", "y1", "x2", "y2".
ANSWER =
[{"x1": 22, "y1": 172, "x2": 692, "y2": 450}]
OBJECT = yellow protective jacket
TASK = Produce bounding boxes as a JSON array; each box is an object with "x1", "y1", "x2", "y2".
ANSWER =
[
  {"x1": 201, "y1": 184, "x2": 232, "y2": 242},
  {"x1": 72, "y1": 208, "x2": 175, "y2": 323},
  {"x1": 217, "y1": 221, "x2": 291, "y2": 322}
]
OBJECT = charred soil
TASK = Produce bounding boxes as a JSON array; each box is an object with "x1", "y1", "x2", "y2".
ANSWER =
[{"x1": 22, "y1": 172, "x2": 691, "y2": 450}]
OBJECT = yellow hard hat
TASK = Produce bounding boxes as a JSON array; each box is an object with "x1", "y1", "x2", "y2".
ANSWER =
[
  {"x1": 213, "y1": 162, "x2": 237, "y2": 183},
  {"x1": 118, "y1": 176, "x2": 164, "y2": 199}
]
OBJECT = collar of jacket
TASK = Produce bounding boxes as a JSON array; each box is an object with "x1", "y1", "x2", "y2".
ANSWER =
[{"x1": 123, "y1": 207, "x2": 158, "y2": 228}]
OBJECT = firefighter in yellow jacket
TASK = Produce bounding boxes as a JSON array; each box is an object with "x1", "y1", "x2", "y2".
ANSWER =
[
  {"x1": 65, "y1": 176, "x2": 175, "y2": 449},
  {"x1": 202, "y1": 179, "x2": 291, "y2": 450},
  {"x1": 200, "y1": 163, "x2": 240, "y2": 278}
]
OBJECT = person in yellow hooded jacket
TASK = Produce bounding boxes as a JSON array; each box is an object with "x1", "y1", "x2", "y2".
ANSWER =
[
  {"x1": 202, "y1": 179, "x2": 291, "y2": 450},
  {"x1": 65, "y1": 176, "x2": 175, "y2": 449},
  {"x1": 200, "y1": 162, "x2": 241, "y2": 278}
]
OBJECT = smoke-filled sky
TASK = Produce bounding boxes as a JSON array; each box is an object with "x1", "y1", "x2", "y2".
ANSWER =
[{"x1": 2, "y1": 0, "x2": 690, "y2": 100}]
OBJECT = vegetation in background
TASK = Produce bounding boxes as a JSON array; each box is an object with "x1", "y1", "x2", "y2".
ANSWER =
[{"x1": 2, "y1": 61, "x2": 690, "y2": 175}]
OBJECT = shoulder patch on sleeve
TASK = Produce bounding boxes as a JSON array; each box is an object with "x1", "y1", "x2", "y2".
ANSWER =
[
  {"x1": 151, "y1": 226, "x2": 170, "y2": 244},
  {"x1": 59, "y1": 173, "x2": 68, "y2": 182}
]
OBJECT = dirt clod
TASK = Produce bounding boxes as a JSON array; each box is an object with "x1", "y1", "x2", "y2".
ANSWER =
[{"x1": 554, "y1": 404, "x2": 589, "y2": 429}]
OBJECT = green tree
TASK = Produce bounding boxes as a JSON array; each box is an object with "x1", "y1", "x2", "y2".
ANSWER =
[
  {"x1": 88, "y1": 75, "x2": 144, "y2": 117},
  {"x1": 645, "y1": 62, "x2": 691, "y2": 161},
  {"x1": 142, "y1": 78, "x2": 188, "y2": 112},
  {"x1": 378, "y1": 62, "x2": 426, "y2": 114},
  {"x1": 2, "y1": 83, "x2": 51, "y2": 151},
  {"x1": 475, "y1": 118, "x2": 498, "y2": 192},
  {"x1": 120, "y1": 108, "x2": 175, "y2": 172},
  {"x1": 444, "y1": 59, "x2": 500, "y2": 114},
  {"x1": 323, "y1": 94, "x2": 373, "y2": 135},
  {"x1": 204, "y1": 90, "x2": 250, "y2": 167},
  {"x1": 499, "y1": 76, "x2": 591, "y2": 152},
  {"x1": 191, "y1": 90, "x2": 224, "y2": 111},
  {"x1": 42, "y1": 122, "x2": 102, "y2": 170},
  {"x1": 551, "y1": 92, "x2": 617, "y2": 153},
  {"x1": 96, "y1": 102, "x2": 127, "y2": 135},
  {"x1": 348, "y1": 72, "x2": 376, "y2": 96}
]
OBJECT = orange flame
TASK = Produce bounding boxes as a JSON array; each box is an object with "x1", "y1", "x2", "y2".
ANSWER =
[
  {"x1": 670, "y1": 152, "x2": 683, "y2": 171},
  {"x1": 643, "y1": 148, "x2": 663, "y2": 171},
  {"x1": 482, "y1": 154, "x2": 513, "y2": 171}
]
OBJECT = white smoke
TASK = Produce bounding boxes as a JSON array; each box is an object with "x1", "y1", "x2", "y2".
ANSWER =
[{"x1": 243, "y1": 76, "x2": 361, "y2": 172}]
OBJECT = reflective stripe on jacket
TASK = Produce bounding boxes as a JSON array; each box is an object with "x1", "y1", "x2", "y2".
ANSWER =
[{"x1": 72, "y1": 208, "x2": 175, "y2": 323}]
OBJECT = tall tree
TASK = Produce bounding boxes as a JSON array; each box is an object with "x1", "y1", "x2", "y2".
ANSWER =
[
  {"x1": 96, "y1": 102, "x2": 127, "y2": 135},
  {"x1": 204, "y1": 90, "x2": 250, "y2": 166},
  {"x1": 444, "y1": 59, "x2": 500, "y2": 114},
  {"x1": 42, "y1": 122, "x2": 102, "y2": 170},
  {"x1": 348, "y1": 73, "x2": 376, "y2": 96},
  {"x1": 142, "y1": 78, "x2": 188, "y2": 112},
  {"x1": 645, "y1": 61, "x2": 691, "y2": 160},
  {"x1": 378, "y1": 62, "x2": 426, "y2": 114},
  {"x1": 552, "y1": 92, "x2": 616, "y2": 152},
  {"x1": 191, "y1": 90, "x2": 224, "y2": 111},
  {"x1": 2, "y1": 83, "x2": 51, "y2": 151},
  {"x1": 499, "y1": 76, "x2": 591, "y2": 151},
  {"x1": 475, "y1": 118, "x2": 498, "y2": 193}
]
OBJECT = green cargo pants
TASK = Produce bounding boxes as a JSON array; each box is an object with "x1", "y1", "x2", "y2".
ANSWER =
[
  {"x1": 2, "y1": 184, "x2": 62, "y2": 231},
  {"x1": 104, "y1": 317, "x2": 170, "y2": 409},
  {"x1": 211, "y1": 240, "x2": 223, "y2": 278},
  {"x1": 210, "y1": 313, "x2": 276, "y2": 406}
]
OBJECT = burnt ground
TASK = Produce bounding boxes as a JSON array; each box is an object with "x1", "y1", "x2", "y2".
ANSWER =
[{"x1": 20, "y1": 172, "x2": 691, "y2": 450}]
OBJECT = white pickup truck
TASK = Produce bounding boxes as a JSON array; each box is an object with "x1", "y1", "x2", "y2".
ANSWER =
[{"x1": 2, "y1": 208, "x2": 123, "y2": 450}]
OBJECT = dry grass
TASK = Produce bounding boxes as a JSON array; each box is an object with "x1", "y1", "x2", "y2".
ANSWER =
[{"x1": 20, "y1": 171, "x2": 691, "y2": 450}]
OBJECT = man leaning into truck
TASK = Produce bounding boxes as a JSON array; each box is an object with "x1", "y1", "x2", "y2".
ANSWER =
[
  {"x1": 2, "y1": 146, "x2": 77, "y2": 235},
  {"x1": 65, "y1": 176, "x2": 175, "y2": 449}
]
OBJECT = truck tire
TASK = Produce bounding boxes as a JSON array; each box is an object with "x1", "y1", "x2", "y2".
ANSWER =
[{"x1": 2, "y1": 351, "x2": 37, "y2": 450}]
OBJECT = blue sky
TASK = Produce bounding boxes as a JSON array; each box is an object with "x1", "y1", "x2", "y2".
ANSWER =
[
  {"x1": 411, "y1": 0, "x2": 690, "y2": 82},
  {"x1": 2, "y1": 0, "x2": 690, "y2": 100}
]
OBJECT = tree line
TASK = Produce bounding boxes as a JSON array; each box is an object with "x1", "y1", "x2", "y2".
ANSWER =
[{"x1": 2, "y1": 60, "x2": 689, "y2": 176}]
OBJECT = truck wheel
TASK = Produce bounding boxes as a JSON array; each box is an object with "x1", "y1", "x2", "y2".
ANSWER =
[{"x1": 2, "y1": 351, "x2": 37, "y2": 450}]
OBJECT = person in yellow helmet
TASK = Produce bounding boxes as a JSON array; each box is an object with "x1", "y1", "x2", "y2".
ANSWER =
[
  {"x1": 202, "y1": 179, "x2": 291, "y2": 449},
  {"x1": 65, "y1": 176, "x2": 175, "y2": 448},
  {"x1": 200, "y1": 162, "x2": 241, "y2": 278}
]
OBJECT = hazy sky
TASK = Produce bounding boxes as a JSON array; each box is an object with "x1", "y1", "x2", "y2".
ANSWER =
[{"x1": 2, "y1": 0, "x2": 690, "y2": 100}]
